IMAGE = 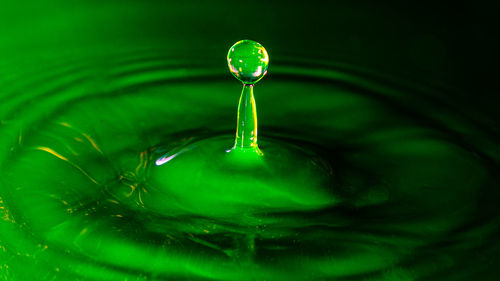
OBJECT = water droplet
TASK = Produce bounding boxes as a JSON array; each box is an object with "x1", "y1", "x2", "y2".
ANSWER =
[
  {"x1": 227, "y1": 40, "x2": 269, "y2": 85},
  {"x1": 227, "y1": 40, "x2": 269, "y2": 154}
]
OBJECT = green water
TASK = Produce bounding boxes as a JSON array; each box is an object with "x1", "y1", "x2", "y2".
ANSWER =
[
  {"x1": 227, "y1": 39, "x2": 269, "y2": 153},
  {"x1": 1, "y1": 50, "x2": 499, "y2": 280},
  {"x1": 1, "y1": 1, "x2": 500, "y2": 281}
]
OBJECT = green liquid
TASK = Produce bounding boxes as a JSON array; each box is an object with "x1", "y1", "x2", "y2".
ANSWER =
[
  {"x1": 228, "y1": 39, "x2": 269, "y2": 153},
  {"x1": 152, "y1": 135, "x2": 333, "y2": 218},
  {"x1": 0, "y1": 53, "x2": 499, "y2": 281}
]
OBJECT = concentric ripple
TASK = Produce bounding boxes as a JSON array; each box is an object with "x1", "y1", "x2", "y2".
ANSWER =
[{"x1": 1, "y1": 51, "x2": 499, "y2": 281}]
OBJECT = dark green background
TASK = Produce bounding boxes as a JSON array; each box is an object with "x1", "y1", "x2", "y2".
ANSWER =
[{"x1": 1, "y1": 1, "x2": 498, "y2": 123}]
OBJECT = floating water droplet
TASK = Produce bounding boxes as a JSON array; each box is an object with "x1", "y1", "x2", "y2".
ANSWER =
[{"x1": 227, "y1": 40, "x2": 269, "y2": 85}]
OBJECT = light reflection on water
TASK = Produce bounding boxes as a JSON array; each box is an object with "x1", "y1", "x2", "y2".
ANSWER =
[{"x1": 0, "y1": 54, "x2": 499, "y2": 281}]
